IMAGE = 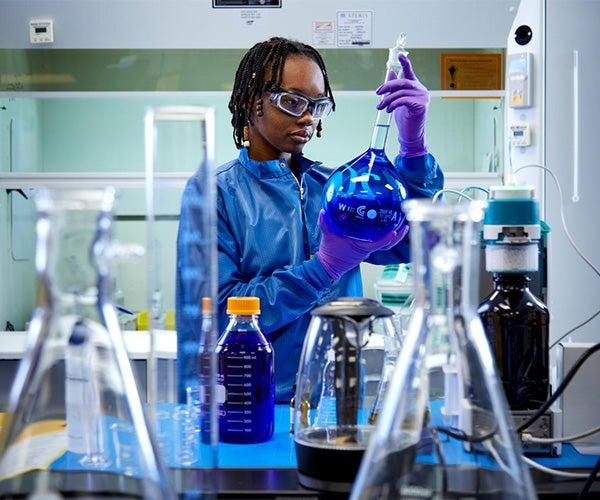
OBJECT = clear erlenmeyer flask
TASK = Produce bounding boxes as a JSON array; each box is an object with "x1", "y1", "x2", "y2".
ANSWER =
[
  {"x1": 0, "y1": 187, "x2": 174, "y2": 499},
  {"x1": 350, "y1": 199, "x2": 537, "y2": 499},
  {"x1": 321, "y1": 33, "x2": 409, "y2": 241}
]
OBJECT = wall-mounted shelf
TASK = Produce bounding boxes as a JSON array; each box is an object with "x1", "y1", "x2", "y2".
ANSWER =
[{"x1": 0, "y1": 172, "x2": 191, "y2": 190}]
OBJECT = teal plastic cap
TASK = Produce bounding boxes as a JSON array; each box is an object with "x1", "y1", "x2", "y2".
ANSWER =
[{"x1": 484, "y1": 185, "x2": 540, "y2": 226}]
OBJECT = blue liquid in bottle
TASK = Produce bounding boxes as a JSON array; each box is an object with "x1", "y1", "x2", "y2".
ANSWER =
[
  {"x1": 322, "y1": 34, "x2": 409, "y2": 242},
  {"x1": 216, "y1": 297, "x2": 274, "y2": 444}
]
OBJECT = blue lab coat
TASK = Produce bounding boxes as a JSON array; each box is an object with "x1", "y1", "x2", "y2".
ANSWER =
[{"x1": 176, "y1": 147, "x2": 444, "y2": 403}]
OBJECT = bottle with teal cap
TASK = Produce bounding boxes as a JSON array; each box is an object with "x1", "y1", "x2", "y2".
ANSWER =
[{"x1": 477, "y1": 184, "x2": 550, "y2": 410}]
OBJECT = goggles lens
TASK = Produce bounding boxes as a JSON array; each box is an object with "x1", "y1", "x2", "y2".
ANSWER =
[{"x1": 269, "y1": 90, "x2": 333, "y2": 119}]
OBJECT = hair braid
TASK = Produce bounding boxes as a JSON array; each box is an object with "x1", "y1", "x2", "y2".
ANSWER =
[{"x1": 229, "y1": 37, "x2": 336, "y2": 149}]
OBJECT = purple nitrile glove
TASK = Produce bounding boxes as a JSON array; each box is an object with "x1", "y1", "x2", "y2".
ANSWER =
[
  {"x1": 376, "y1": 53, "x2": 430, "y2": 158},
  {"x1": 316, "y1": 210, "x2": 409, "y2": 282}
]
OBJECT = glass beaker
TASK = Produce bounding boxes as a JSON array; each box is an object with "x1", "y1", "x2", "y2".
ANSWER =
[
  {"x1": 293, "y1": 297, "x2": 402, "y2": 494},
  {"x1": 350, "y1": 199, "x2": 537, "y2": 499},
  {"x1": 144, "y1": 105, "x2": 218, "y2": 498},
  {"x1": 0, "y1": 187, "x2": 174, "y2": 499}
]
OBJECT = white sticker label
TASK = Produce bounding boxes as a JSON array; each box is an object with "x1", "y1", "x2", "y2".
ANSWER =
[
  {"x1": 312, "y1": 20, "x2": 335, "y2": 47},
  {"x1": 215, "y1": 384, "x2": 226, "y2": 404},
  {"x1": 336, "y1": 11, "x2": 373, "y2": 47}
]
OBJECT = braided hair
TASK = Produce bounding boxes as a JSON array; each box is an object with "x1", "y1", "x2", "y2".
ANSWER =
[{"x1": 229, "y1": 36, "x2": 336, "y2": 149}]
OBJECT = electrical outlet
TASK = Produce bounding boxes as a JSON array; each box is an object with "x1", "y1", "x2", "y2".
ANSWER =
[{"x1": 513, "y1": 408, "x2": 562, "y2": 456}]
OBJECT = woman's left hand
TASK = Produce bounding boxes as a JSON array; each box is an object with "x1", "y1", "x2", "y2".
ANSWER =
[{"x1": 376, "y1": 53, "x2": 430, "y2": 158}]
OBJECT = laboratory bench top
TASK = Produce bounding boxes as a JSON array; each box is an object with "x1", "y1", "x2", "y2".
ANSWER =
[
  {"x1": 172, "y1": 406, "x2": 600, "y2": 499},
  {"x1": 0, "y1": 404, "x2": 598, "y2": 498},
  {"x1": 1, "y1": 331, "x2": 599, "y2": 498}
]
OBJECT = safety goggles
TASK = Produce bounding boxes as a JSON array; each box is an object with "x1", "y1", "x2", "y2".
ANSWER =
[{"x1": 268, "y1": 89, "x2": 333, "y2": 120}]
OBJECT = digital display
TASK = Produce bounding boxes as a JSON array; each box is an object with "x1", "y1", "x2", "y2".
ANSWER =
[
  {"x1": 509, "y1": 59, "x2": 526, "y2": 74},
  {"x1": 213, "y1": 0, "x2": 281, "y2": 7},
  {"x1": 35, "y1": 27, "x2": 47, "y2": 34}
]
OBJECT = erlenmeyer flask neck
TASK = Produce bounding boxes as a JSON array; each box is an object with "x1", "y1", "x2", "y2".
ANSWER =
[
  {"x1": 408, "y1": 202, "x2": 484, "y2": 318},
  {"x1": 35, "y1": 188, "x2": 116, "y2": 310}
]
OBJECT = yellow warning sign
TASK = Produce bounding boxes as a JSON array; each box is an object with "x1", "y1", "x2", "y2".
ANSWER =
[{"x1": 441, "y1": 54, "x2": 503, "y2": 91}]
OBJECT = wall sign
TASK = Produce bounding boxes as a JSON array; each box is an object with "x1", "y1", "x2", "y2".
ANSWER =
[
  {"x1": 312, "y1": 21, "x2": 335, "y2": 47},
  {"x1": 213, "y1": 0, "x2": 281, "y2": 7},
  {"x1": 336, "y1": 11, "x2": 373, "y2": 47},
  {"x1": 441, "y1": 53, "x2": 503, "y2": 90}
]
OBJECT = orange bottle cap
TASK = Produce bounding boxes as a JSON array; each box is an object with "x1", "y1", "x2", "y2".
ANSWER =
[{"x1": 227, "y1": 296, "x2": 260, "y2": 315}]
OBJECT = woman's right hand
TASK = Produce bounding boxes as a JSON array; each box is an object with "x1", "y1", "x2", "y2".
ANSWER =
[{"x1": 315, "y1": 210, "x2": 408, "y2": 281}]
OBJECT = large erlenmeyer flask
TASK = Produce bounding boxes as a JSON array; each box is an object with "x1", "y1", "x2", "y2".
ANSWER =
[
  {"x1": 0, "y1": 187, "x2": 174, "y2": 499},
  {"x1": 350, "y1": 199, "x2": 537, "y2": 499}
]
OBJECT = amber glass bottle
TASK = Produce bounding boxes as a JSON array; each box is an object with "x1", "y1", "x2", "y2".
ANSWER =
[{"x1": 478, "y1": 272, "x2": 550, "y2": 410}]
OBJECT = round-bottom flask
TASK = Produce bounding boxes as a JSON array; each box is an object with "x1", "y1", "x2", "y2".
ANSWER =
[
  {"x1": 216, "y1": 297, "x2": 274, "y2": 444},
  {"x1": 321, "y1": 32, "x2": 409, "y2": 242},
  {"x1": 350, "y1": 200, "x2": 537, "y2": 500}
]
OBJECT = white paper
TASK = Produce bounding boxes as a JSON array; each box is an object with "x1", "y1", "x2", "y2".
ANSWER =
[{"x1": 0, "y1": 431, "x2": 67, "y2": 480}]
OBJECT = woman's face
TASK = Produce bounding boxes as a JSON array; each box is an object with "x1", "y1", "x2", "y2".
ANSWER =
[{"x1": 247, "y1": 54, "x2": 327, "y2": 162}]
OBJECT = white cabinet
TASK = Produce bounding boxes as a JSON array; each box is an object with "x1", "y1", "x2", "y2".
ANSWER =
[{"x1": 545, "y1": 0, "x2": 600, "y2": 346}]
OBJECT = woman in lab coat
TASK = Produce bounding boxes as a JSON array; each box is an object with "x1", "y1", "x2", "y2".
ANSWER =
[{"x1": 176, "y1": 37, "x2": 444, "y2": 403}]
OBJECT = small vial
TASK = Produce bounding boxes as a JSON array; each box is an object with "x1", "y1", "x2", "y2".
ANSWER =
[
  {"x1": 216, "y1": 297, "x2": 274, "y2": 444},
  {"x1": 198, "y1": 297, "x2": 214, "y2": 444},
  {"x1": 314, "y1": 348, "x2": 337, "y2": 427},
  {"x1": 292, "y1": 384, "x2": 312, "y2": 433},
  {"x1": 290, "y1": 384, "x2": 296, "y2": 434}
]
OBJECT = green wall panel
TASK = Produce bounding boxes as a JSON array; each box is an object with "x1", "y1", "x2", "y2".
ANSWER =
[{"x1": 0, "y1": 48, "x2": 503, "y2": 92}]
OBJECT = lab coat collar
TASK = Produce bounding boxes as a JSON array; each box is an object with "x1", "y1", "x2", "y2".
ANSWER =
[{"x1": 238, "y1": 148, "x2": 320, "y2": 179}]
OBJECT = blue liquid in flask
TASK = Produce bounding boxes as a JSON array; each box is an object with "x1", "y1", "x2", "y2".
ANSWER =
[{"x1": 322, "y1": 141, "x2": 408, "y2": 242}]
